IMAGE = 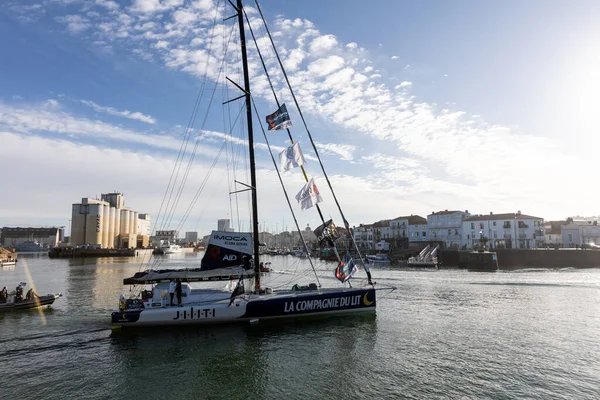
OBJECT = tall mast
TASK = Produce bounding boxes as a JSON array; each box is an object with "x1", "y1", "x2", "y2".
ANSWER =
[{"x1": 236, "y1": 0, "x2": 261, "y2": 291}]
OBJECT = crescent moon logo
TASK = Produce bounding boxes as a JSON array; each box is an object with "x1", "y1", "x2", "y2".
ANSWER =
[{"x1": 363, "y1": 292, "x2": 374, "y2": 306}]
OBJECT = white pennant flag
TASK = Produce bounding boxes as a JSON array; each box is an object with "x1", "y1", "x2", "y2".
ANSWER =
[
  {"x1": 279, "y1": 142, "x2": 306, "y2": 171},
  {"x1": 295, "y1": 178, "x2": 323, "y2": 211}
]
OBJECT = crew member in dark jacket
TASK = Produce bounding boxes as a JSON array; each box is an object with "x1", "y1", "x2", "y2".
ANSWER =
[{"x1": 175, "y1": 279, "x2": 183, "y2": 305}]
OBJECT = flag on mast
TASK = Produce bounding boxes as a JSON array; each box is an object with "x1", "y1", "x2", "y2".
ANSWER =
[
  {"x1": 295, "y1": 178, "x2": 323, "y2": 211},
  {"x1": 334, "y1": 252, "x2": 358, "y2": 283},
  {"x1": 279, "y1": 142, "x2": 306, "y2": 171},
  {"x1": 266, "y1": 104, "x2": 292, "y2": 131}
]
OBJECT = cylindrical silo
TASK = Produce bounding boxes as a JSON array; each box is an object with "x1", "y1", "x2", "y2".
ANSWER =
[
  {"x1": 132, "y1": 211, "x2": 138, "y2": 235},
  {"x1": 114, "y1": 208, "x2": 121, "y2": 248},
  {"x1": 121, "y1": 209, "x2": 130, "y2": 235},
  {"x1": 102, "y1": 204, "x2": 110, "y2": 248},
  {"x1": 86, "y1": 204, "x2": 103, "y2": 247},
  {"x1": 71, "y1": 204, "x2": 85, "y2": 246},
  {"x1": 108, "y1": 207, "x2": 115, "y2": 249}
]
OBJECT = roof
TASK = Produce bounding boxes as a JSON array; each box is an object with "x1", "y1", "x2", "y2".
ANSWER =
[
  {"x1": 1, "y1": 227, "x2": 61, "y2": 238},
  {"x1": 373, "y1": 220, "x2": 390, "y2": 228},
  {"x1": 428, "y1": 210, "x2": 465, "y2": 216},
  {"x1": 408, "y1": 216, "x2": 427, "y2": 225},
  {"x1": 544, "y1": 221, "x2": 566, "y2": 234},
  {"x1": 463, "y1": 213, "x2": 542, "y2": 222}
]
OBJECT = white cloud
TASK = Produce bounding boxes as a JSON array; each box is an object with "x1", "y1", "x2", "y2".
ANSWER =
[
  {"x1": 309, "y1": 34, "x2": 338, "y2": 55},
  {"x1": 346, "y1": 42, "x2": 357, "y2": 49},
  {"x1": 95, "y1": 0, "x2": 119, "y2": 10},
  {"x1": 80, "y1": 100, "x2": 157, "y2": 124},
  {"x1": 395, "y1": 81, "x2": 412, "y2": 89},
  {"x1": 130, "y1": 0, "x2": 183, "y2": 14},
  {"x1": 315, "y1": 142, "x2": 356, "y2": 161},
  {"x1": 364, "y1": 66, "x2": 373, "y2": 73},
  {"x1": 391, "y1": 55, "x2": 398, "y2": 60},
  {"x1": 55, "y1": 15, "x2": 90, "y2": 33},
  {"x1": 283, "y1": 48, "x2": 306, "y2": 72},
  {"x1": 173, "y1": 9, "x2": 198, "y2": 25},
  {"x1": 307, "y1": 55, "x2": 345, "y2": 77}
]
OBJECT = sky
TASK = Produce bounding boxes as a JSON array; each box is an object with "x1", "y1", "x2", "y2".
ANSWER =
[{"x1": 1, "y1": 0, "x2": 600, "y2": 237}]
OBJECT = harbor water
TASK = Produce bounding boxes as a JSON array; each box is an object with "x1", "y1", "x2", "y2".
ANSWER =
[{"x1": 1, "y1": 253, "x2": 599, "y2": 399}]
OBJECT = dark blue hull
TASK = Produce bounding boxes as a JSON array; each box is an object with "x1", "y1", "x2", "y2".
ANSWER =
[{"x1": 112, "y1": 287, "x2": 376, "y2": 327}]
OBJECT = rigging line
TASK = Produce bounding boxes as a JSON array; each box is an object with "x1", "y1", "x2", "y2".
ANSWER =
[
  {"x1": 174, "y1": 103, "x2": 246, "y2": 233},
  {"x1": 159, "y1": 0, "x2": 230, "y2": 234},
  {"x1": 164, "y1": 20, "x2": 238, "y2": 231},
  {"x1": 251, "y1": 96, "x2": 321, "y2": 287},
  {"x1": 254, "y1": 0, "x2": 371, "y2": 283},
  {"x1": 245, "y1": 8, "x2": 344, "y2": 267}
]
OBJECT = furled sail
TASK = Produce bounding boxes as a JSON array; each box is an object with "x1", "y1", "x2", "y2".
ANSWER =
[{"x1": 201, "y1": 231, "x2": 253, "y2": 271}]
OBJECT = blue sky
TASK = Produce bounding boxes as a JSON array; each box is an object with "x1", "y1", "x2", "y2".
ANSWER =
[{"x1": 1, "y1": 0, "x2": 599, "y2": 236}]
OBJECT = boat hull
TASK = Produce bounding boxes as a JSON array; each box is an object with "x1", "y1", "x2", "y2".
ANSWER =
[
  {"x1": 0, "y1": 294, "x2": 61, "y2": 312},
  {"x1": 111, "y1": 287, "x2": 376, "y2": 328}
]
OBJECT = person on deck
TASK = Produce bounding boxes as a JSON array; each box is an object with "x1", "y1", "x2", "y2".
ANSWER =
[
  {"x1": 0, "y1": 286, "x2": 7, "y2": 302},
  {"x1": 168, "y1": 280, "x2": 176, "y2": 306},
  {"x1": 26, "y1": 288, "x2": 37, "y2": 300},
  {"x1": 175, "y1": 279, "x2": 182, "y2": 305},
  {"x1": 15, "y1": 285, "x2": 24, "y2": 302},
  {"x1": 243, "y1": 256, "x2": 252, "y2": 270}
]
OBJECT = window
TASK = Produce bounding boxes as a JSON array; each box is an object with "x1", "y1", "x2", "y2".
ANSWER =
[
  {"x1": 548, "y1": 235, "x2": 552, "y2": 240},
  {"x1": 471, "y1": 223, "x2": 474, "y2": 229},
  {"x1": 493, "y1": 221, "x2": 496, "y2": 226},
  {"x1": 479, "y1": 223, "x2": 484, "y2": 229},
  {"x1": 494, "y1": 231, "x2": 497, "y2": 239},
  {"x1": 423, "y1": 232, "x2": 427, "y2": 237},
  {"x1": 467, "y1": 235, "x2": 470, "y2": 239},
  {"x1": 448, "y1": 229, "x2": 451, "y2": 235},
  {"x1": 568, "y1": 234, "x2": 572, "y2": 242}
]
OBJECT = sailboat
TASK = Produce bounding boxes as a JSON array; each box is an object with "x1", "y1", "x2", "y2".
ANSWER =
[{"x1": 111, "y1": 0, "x2": 390, "y2": 329}]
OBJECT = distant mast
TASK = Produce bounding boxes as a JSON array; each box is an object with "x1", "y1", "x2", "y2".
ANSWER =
[{"x1": 236, "y1": 0, "x2": 261, "y2": 291}]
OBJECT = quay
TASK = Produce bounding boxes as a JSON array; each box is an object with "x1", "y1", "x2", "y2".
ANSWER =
[{"x1": 398, "y1": 248, "x2": 600, "y2": 269}]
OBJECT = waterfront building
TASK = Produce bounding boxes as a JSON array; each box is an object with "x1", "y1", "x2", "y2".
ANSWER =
[
  {"x1": 427, "y1": 210, "x2": 470, "y2": 249},
  {"x1": 71, "y1": 192, "x2": 149, "y2": 249},
  {"x1": 217, "y1": 219, "x2": 233, "y2": 232},
  {"x1": 407, "y1": 216, "x2": 428, "y2": 243},
  {"x1": 544, "y1": 221, "x2": 565, "y2": 247},
  {"x1": 461, "y1": 211, "x2": 544, "y2": 249},
  {"x1": 373, "y1": 220, "x2": 390, "y2": 242},
  {"x1": 353, "y1": 224, "x2": 374, "y2": 250},
  {"x1": 0, "y1": 226, "x2": 64, "y2": 248},
  {"x1": 155, "y1": 230, "x2": 178, "y2": 242},
  {"x1": 185, "y1": 231, "x2": 198, "y2": 243},
  {"x1": 561, "y1": 219, "x2": 600, "y2": 247}
]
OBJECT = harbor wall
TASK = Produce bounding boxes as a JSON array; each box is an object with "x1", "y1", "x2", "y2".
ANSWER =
[{"x1": 439, "y1": 249, "x2": 600, "y2": 269}]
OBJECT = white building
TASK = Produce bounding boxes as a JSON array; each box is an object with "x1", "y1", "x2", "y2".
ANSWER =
[
  {"x1": 561, "y1": 219, "x2": 600, "y2": 247},
  {"x1": 353, "y1": 224, "x2": 374, "y2": 250},
  {"x1": 185, "y1": 231, "x2": 198, "y2": 243},
  {"x1": 407, "y1": 216, "x2": 428, "y2": 243},
  {"x1": 373, "y1": 220, "x2": 390, "y2": 242},
  {"x1": 462, "y1": 212, "x2": 544, "y2": 249},
  {"x1": 544, "y1": 221, "x2": 564, "y2": 247},
  {"x1": 427, "y1": 210, "x2": 470, "y2": 249},
  {"x1": 390, "y1": 215, "x2": 427, "y2": 241},
  {"x1": 155, "y1": 230, "x2": 178, "y2": 242},
  {"x1": 217, "y1": 219, "x2": 233, "y2": 232}
]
